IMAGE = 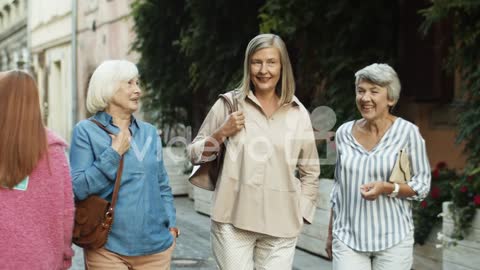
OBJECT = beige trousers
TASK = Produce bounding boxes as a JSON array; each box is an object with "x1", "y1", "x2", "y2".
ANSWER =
[
  {"x1": 333, "y1": 231, "x2": 414, "y2": 270},
  {"x1": 211, "y1": 221, "x2": 297, "y2": 270},
  {"x1": 84, "y1": 241, "x2": 175, "y2": 270}
]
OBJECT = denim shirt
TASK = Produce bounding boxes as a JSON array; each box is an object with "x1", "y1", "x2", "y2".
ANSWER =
[{"x1": 70, "y1": 111, "x2": 176, "y2": 256}]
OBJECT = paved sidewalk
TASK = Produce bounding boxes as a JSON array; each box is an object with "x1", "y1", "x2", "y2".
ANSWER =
[{"x1": 70, "y1": 196, "x2": 332, "y2": 270}]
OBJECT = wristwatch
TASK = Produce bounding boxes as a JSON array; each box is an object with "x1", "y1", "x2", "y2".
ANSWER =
[
  {"x1": 169, "y1": 227, "x2": 180, "y2": 238},
  {"x1": 388, "y1": 183, "x2": 400, "y2": 198}
]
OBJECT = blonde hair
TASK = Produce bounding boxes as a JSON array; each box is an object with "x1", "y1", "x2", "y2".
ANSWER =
[
  {"x1": 86, "y1": 60, "x2": 139, "y2": 114},
  {"x1": 237, "y1": 34, "x2": 295, "y2": 104}
]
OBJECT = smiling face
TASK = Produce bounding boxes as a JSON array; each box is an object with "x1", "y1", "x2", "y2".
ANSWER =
[
  {"x1": 355, "y1": 79, "x2": 395, "y2": 121},
  {"x1": 249, "y1": 47, "x2": 282, "y2": 93},
  {"x1": 109, "y1": 76, "x2": 142, "y2": 114}
]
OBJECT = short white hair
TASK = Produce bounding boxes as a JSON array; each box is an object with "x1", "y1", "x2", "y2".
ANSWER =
[
  {"x1": 86, "y1": 60, "x2": 139, "y2": 114},
  {"x1": 354, "y1": 63, "x2": 401, "y2": 104}
]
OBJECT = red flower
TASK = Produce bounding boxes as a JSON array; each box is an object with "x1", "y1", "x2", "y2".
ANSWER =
[
  {"x1": 432, "y1": 169, "x2": 440, "y2": 179},
  {"x1": 420, "y1": 201, "x2": 428, "y2": 208},
  {"x1": 436, "y1": 162, "x2": 447, "y2": 170},
  {"x1": 460, "y1": 186, "x2": 468, "y2": 193},
  {"x1": 474, "y1": 195, "x2": 480, "y2": 206},
  {"x1": 467, "y1": 175, "x2": 474, "y2": 182},
  {"x1": 431, "y1": 186, "x2": 440, "y2": 199}
]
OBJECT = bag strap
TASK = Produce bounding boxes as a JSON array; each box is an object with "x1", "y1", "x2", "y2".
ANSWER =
[
  {"x1": 89, "y1": 119, "x2": 125, "y2": 211},
  {"x1": 231, "y1": 90, "x2": 238, "y2": 112},
  {"x1": 218, "y1": 90, "x2": 238, "y2": 114},
  {"x1": 398, "y1": 148, "x2": 409, "y2": 177}
]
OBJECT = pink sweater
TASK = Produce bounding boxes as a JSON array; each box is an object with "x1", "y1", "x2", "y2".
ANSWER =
[{"x1": 0, "y1": 129, "x2": 75, "y2": 270}]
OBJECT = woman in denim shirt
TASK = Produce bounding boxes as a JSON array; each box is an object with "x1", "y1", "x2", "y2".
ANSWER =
[{"x1": 70, "y1": 60, "x2": 178, "y2": 269}]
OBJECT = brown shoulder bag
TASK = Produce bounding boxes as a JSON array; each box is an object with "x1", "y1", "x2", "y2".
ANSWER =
[
  {"x1": 188, "y1": 91, "x2": 238, "y2": 191},
  {"x1": 72, "y1": 119, "x2": 125, "y2": 249}
]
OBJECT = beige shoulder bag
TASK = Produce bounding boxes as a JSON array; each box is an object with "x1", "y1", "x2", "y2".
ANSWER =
[{"x1": 389, "y1": 148, "x2": 411, "y2": 184}]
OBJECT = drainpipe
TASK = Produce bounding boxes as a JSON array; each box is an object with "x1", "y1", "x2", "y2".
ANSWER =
[
  {"x1": 71, "y1": 0, "x2": 78, "y2": 126},
  {"x1": 26, "y1": 0, "x2": 31, "y2": 72}
]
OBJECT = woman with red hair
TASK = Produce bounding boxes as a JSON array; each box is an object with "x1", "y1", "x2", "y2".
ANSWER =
[{"x1": 0, "y1": 70, "x2": 75, "y2": 269}]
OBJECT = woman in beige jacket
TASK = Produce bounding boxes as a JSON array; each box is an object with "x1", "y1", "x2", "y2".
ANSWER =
[{"x1": 188, "y1": 33, "x2": 320, "y2": 270}]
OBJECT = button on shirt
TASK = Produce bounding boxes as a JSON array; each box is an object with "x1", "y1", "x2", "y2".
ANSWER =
[
  {"x1": 70, "y1": 112, "x2": 176, "y2": 256},
  {"x1": 330, "y1": 118, "x2": 431, "y2": 252},
  {"x1": 189, "y1": 91, "x2": 320, "y2": 238}
]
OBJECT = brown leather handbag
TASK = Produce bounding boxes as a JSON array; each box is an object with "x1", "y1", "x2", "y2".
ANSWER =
[
  {"x1": 189, "y1": 91, "x2": 238, "y2": 191},
  {"x1": 72, "y1": 119, "x2": 125, "y2": 249}
]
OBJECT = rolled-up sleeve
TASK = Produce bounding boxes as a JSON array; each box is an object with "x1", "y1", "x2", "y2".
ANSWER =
[
  {"x1": 297, "y1": 114, "x2": 320, "y2": 224},
  {"x1": 70, "y1": 122, "x2": 121, "y2": 200},
  {"x1": 406, "y1": 126, "x2": 431, "y2": 201},
  {"x1": 188, "y1": 99, "x2": 228, "y2": 164},
  {"x1": 156, "y1": 135, "x2": 176, "y2": 227}
]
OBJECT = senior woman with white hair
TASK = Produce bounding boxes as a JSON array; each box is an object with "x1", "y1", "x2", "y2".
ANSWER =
[
  {"x1": 325, "y1": 63, "x2": 431, "y2": 270},
  {"x1": 70, "y1": 60, "x2": 178, "y2": 269}
]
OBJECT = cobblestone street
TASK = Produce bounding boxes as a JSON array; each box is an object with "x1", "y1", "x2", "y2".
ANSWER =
[{"x1": 70, "y1": 196, "x2": 332, "y2": 270}]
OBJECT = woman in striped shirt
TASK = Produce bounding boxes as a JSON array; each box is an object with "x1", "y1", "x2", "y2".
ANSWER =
[{"x1": 325, "y1": 63, "x2": 431, "y2": 270}]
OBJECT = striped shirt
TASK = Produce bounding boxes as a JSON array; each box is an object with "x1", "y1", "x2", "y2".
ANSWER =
[{"x1": 330, "y1": 117, "x2": 431, "y2": 252}]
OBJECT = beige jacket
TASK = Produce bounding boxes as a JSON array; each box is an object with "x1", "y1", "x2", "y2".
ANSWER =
[{"x1": 188, "y1": 91, "x2": 320, "y2": 238}]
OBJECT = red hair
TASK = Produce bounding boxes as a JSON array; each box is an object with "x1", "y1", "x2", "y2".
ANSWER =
[{"x1": 0, "y1": 70, "x2": 48, "y2": 189}]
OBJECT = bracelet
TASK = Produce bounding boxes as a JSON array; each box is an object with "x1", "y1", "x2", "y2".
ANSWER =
[{"x1": 388, "y1": 183, "x2": 400, "y2": 198}]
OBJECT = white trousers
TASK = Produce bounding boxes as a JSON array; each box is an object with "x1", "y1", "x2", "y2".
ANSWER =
[
  {"x1": 333, "y1": 231, "x2": 414, "y2": 270},
  {"x1": 210, "y1": 221, "x2": 297, "y2": 270}
]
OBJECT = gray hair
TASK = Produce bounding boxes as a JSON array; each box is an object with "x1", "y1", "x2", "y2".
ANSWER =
[
  {"x1": 86, "y1": 60, "x2": 139, "y2": 114},
  {"x1": 237, "y1": 33, "x2": 295, "y2": 104},
  {"x1": 354, "y1": 63, "x2": 401, "y2": 104}
]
